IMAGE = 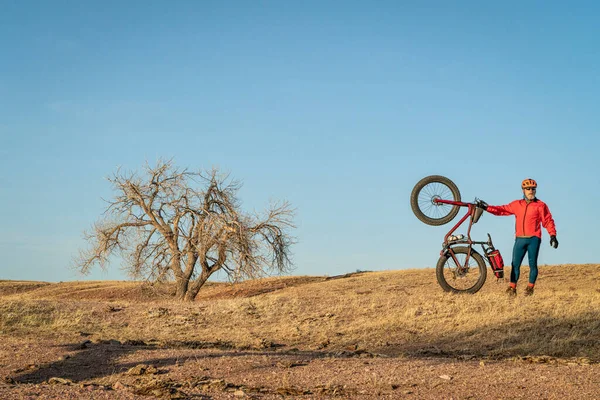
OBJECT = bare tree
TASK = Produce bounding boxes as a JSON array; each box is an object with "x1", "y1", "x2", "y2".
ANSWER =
[{"x1": 76, "y1": 160, "x2": 295, "y2": 301}]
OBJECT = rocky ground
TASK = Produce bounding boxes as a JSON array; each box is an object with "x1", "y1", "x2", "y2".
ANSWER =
[
  {"x1": 2, "y1": 267, "x2": 599, "y2": 399},
  {"x1": 1, "y1": 336, "x2": 599, "y2": 399}
]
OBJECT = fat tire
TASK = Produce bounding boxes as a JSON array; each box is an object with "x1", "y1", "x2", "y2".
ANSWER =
[
  {"x1": 410, "y1": 175, "x2": 461, "y2": 226},
  {"x1": 436, "y1": 246, "x2": 487, "y2": 294}
]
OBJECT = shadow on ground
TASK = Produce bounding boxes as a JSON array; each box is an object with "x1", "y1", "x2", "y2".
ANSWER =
[
  {"x1": 10, "y1": 340, "x2": 345, "y2": 384},
  {"x1": 381, "y1": 309, "x2": 600, "y2": 361},
  {"x1": 11, "y1": 309, "x2": 599, "y2": 385}
]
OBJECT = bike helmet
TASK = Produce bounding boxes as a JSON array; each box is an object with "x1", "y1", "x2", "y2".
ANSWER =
[{"x1": 521, "y1": 178, "x2": 537, "y2": 189}]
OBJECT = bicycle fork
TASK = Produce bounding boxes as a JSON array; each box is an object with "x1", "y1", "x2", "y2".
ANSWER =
[{"x1": 443, "y1": 245, "x2": 472, "y2": 275}]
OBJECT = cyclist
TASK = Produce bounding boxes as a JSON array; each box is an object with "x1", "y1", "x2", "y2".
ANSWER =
[{"x1": 478, "y1": 178, "x2": 558, "y2": 296}]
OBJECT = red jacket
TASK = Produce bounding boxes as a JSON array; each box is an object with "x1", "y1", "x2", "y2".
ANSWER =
[{"x1": 487, "y1": 198, "x2": 557, "y2": 238}]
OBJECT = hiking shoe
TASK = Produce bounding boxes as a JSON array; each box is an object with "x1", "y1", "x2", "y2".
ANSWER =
[
  {"x1": 506, "y1": 286, "x2": 517, "y2": 296},
  {"x1": 524, "y1": 286, "x2": 534, "y2": 296}
]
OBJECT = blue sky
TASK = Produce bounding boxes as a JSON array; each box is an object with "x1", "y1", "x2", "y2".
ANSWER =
[{"x1": 1, "y1": 1, "x2": 598, "y2": 282}]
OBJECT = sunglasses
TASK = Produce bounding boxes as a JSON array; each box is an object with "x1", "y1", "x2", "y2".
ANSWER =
[{"x1": 523, "y1": 187, "x2": 536, "y2": 191}]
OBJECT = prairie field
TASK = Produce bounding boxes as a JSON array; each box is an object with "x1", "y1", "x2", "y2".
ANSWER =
[{"x1": 1, "y1": 264, "x2": 599, "y2": 399}]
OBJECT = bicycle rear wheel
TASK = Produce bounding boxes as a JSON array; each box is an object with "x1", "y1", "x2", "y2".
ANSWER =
[
  {"x1": 436, "y1": 246, "x2": 487, "y2": 294},
  {"x1": 410, "y1": 175, "x2": 461, "y2": 226}
]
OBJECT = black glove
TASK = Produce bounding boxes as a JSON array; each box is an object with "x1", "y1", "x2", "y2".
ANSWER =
[
  {"x1": 550, "y1": 235, "x2": 558, "y2": 249},
  {"x1": 476, "y1": 199, "x2": 488, "y2": 210}
]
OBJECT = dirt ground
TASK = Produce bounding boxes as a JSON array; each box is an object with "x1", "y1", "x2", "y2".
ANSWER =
[
  {"x1": 1, "y1": 335, "x2": 599, "y2": 399},
  {"x1": 2, "y1": 268, "x2": 599, "y2": 399}
]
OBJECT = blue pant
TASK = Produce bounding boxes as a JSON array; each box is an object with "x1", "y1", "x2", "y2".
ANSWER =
[{"x1": 511, "y1": 237, "x2": 541, "y2": 284}]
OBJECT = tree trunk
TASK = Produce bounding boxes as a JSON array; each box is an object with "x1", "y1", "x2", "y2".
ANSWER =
[
  {"x1": 183, "y1": 271, "x2": 211, "y2": 302},
  {"x1": 174, "y1": 277, "x2": 189, "y2": 301},
  {"x1": 170, "y1": 256, "x2": 189, "y2": 301},
  {"x1": 174, "y1": 268, "x2": 189, "y2": 301}
]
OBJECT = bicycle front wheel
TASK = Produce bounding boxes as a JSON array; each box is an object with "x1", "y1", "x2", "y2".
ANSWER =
[
  {"x1": 436, "y1": 246, "x2": 487, "y2": 294},
  {"x1": 410, "y1": 175, "x2": 461, "y2": 226}
]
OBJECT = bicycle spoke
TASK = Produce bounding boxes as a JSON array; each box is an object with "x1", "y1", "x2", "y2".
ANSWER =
[
  {"x1": 417, "y1": 182, "x2": 454, "y2": 221},
  {"x1": 411, "y1": 175, "x2": 461, "y2": 226},
  {"x1": 442, "y1": 252, "x2": 482, "y2": 291}
]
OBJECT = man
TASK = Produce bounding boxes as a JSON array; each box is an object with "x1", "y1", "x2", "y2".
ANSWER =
[{"x1": 478, "y1": 178, "x2": 558, "y2": 296}]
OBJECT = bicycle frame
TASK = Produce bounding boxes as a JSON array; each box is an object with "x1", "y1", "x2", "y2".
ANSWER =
[{"x1": 433, "y1": 198, "x2": 495, "y2": 270}]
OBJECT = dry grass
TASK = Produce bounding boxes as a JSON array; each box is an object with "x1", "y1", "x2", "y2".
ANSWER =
[{"x1": 1, "y1": 264, "x2": 599, "y2": 362}]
